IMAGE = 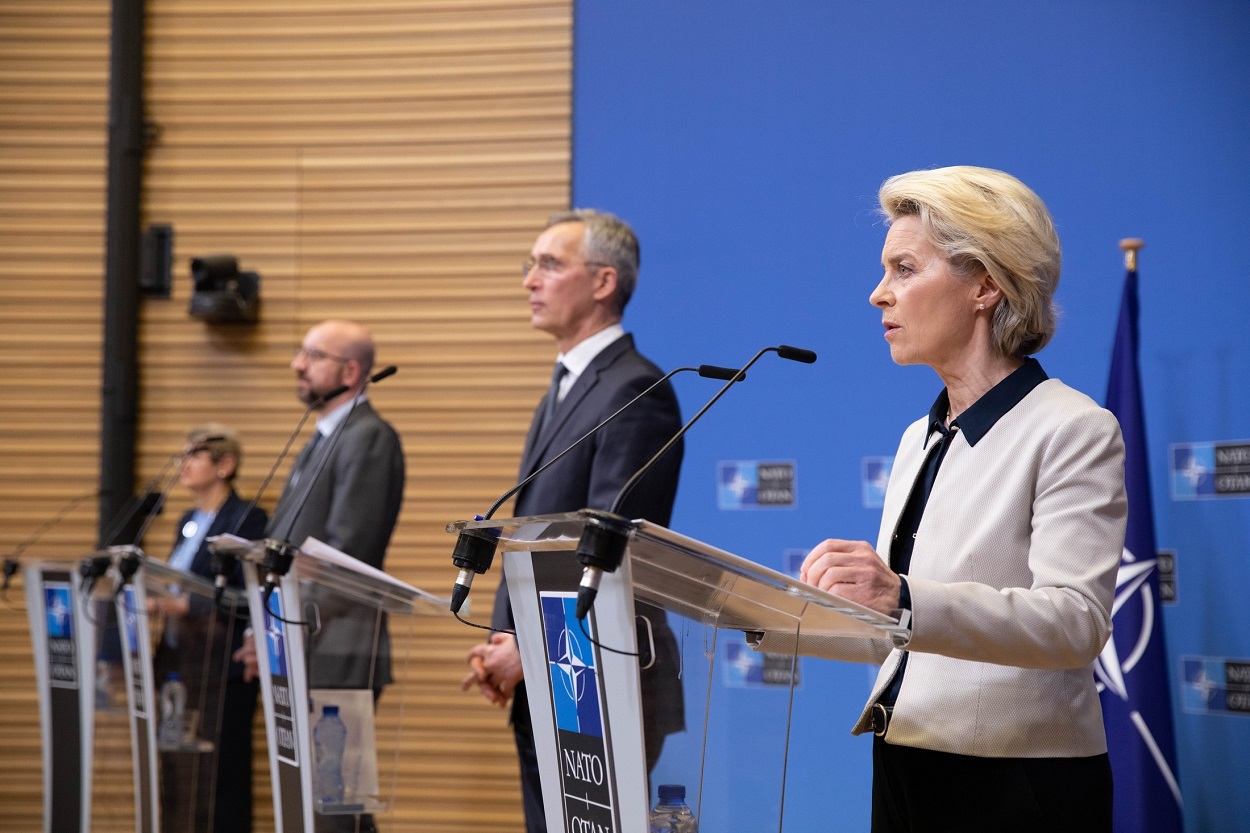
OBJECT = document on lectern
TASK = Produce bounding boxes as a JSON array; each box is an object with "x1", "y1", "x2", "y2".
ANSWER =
[{"x1": 297, "y1": 537, "x2": 421, "y2": 597}]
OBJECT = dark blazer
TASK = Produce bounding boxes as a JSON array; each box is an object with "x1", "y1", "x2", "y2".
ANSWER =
[
  {"x1": 491, "y1": 333, "x2": 686, "y2": 737},
  {"x1": 176, "y1": 490, "x2": 269, "y2": 581},
  {"x1": 268, "y1": 398, "x2": 405, "y2": 690},
  {"x1": 160, "y1": 491, "x2": 267, "y2": 833},
  {"x1": 167, "y1": 490, "x2": 268, "y2": 672}
]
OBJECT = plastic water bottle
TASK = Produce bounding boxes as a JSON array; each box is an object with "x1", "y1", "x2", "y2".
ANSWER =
[
  {"x1": 157, "y1": 672, "x2": 186, "y2": 748},
  {"x1": 313, "y1": 705, "x2": 347, "y2": 806},
  {"x1": 95, "y1": 660, "x2": 112, "y2": 709},
  {"x1": 649, "y1": 784, "x2": 698, "y2": 833}
]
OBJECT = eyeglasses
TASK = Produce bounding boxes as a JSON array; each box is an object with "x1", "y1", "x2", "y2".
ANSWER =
[
  {"x1": 294, "y1": 346, "x2": 350, "y2": 364},
  {"x1": 521, "y1": 255, "x2": 610, "y2": 279}
]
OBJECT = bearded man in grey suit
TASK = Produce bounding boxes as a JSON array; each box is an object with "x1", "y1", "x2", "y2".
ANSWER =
[
  {"x1": 461, "y1": 210, "x2": 685, "y2": 833},
  {"x1": 233, "y1": 320, "x2": 403, "y2": 832},
  {"x1": 272, "y1": 319, "x2": 405, "y2": 695},
  {"x1": 237, "y1": 319, "x2": 405, "y2": 696}
]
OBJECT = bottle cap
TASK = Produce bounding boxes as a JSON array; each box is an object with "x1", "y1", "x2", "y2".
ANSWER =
[
  {"x1": 167, "y1": 671, "x2": 181, "y2": 681},
  {"x1": 323, "y1": 705, "x2": 339, "y2": 716},
  {"x1": 657, "y1": 784, "x2": 685, "y2": 802}
]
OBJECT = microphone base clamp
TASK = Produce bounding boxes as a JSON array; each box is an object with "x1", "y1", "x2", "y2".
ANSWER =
[
  {"x1": 260, "y1": 538, "x2": 297, "y2": 602},
  {"x1": 449, "y1": 526, "x2": 500, "y2": 613},
  {"x1": 574, "y1": 510, "x2": 632, "y2": 620}
]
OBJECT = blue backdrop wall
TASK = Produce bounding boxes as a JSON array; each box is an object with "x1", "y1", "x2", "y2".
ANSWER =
[{"x1": 570, "y1": 2, "x2": 1250, "y2": 831}]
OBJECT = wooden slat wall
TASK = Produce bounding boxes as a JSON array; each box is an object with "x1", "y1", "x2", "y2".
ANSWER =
[
  {"x1": 1, "y1": 1, "x2": 571, "y2": 831},
  {"x1": 0, "y1": 1, "x2": 113, "y2": 831}
]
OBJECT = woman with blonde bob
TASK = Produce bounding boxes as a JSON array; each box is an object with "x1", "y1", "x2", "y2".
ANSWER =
[
  {"x1": 153, "y1": 423, "x2": 267, "y2": 832},
  {"x1": 786, "y1": 166, "x2": 1126, "y2": 830}
]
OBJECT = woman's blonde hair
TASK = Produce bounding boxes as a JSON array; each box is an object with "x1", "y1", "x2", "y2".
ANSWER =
[
  {"x1": 185, "y1": 423, "x2": 242, "y2": 482},
  {"x1": 878, "y1": 166, "x2": 1061, "y2": 357}
]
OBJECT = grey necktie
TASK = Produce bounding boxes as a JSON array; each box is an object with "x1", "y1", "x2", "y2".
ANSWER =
[
  {"x1": 542, "y1": 362, "x2": 568, "y2": 431},
  {"x1": 289, "y1": 430, "x2": 323, "y2": 487}
]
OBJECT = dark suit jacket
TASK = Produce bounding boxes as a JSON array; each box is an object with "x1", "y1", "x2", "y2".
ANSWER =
[
  {"x1": 268, "y1": 399, "x2": 405, "y2": 690},
  {"x1": 177, "y1": 491, "x2": 269, "y2": 582},
  {"x1": 491, "y1": 333, "x2": 686, "y2": 738},
  {"x1": 162, "y1": 491, "x2": 268, "y2": 680},
  {"x1": 159, "y1": 492, "x2": 266, "y2": 833}
]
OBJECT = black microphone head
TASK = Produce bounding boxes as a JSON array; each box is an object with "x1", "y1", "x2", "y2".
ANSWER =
[
  {"x1": 113, "y1": 551, "x2": 142, "y2": 594},
  {"x1": 697, "y1": 364, "x2": 742, "y2": 381},
  {"x1": 777, "y1": 345, "x2": 817, "y2": 364},
  {"x1": 79, "y1": 554, "x2": 112, "y2": 595},
  {"x1": 370, "y1": 365, "x2": 397, "y2": 384}
]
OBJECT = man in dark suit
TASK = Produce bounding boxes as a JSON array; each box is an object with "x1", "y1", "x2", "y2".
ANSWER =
[{"x1": 462, "y1": 210, "x2": 685, "y2": 833}]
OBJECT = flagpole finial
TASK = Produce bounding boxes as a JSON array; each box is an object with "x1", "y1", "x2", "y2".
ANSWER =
[{"x1": 1119, "y1": 238, "x2": 1145, "y2": 272}]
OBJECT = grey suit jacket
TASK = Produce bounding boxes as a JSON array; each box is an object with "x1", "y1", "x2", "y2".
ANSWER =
[
  {"x1": 269, "y1": 398, "x2": 405, "y2": 690},
  {"x1": 491, "y1": 333, "x2": 686, "y2": 738}
]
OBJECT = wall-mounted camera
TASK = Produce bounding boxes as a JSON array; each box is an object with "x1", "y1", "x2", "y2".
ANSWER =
[{"x1": 188, "y1": 254, "x2": 260, "y2": 323}]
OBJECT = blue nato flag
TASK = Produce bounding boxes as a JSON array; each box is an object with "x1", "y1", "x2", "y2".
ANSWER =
[{"x1": 1094, "y1": 254, "x2": 1183, "y2": 833}]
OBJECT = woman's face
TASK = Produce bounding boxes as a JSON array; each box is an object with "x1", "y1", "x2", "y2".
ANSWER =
[
  {"x1": 870, "y1": 215, "x2": 981, "y2": 370},
  {"x1": 179, "y1": 447, "x2": 226, "y2": 493}
]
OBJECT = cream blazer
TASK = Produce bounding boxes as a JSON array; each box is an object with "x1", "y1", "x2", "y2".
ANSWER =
[{"x1": 761, "y1": 379, "x2": 1126, "y2": 758}]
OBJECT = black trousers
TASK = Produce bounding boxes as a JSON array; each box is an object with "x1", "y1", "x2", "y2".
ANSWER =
[
  {"x1": 213, "y1": 677, "x2": 258, "y2": 833},
  {"x1": 871, "y1": 736, "x2": 1112, "y2": 833}
]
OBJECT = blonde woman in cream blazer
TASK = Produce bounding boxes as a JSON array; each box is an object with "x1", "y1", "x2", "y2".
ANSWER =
[{"x1": 792, "y1": 167, "x2": 1127, "y2": 832}]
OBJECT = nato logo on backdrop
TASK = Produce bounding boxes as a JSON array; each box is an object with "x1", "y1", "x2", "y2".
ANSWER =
[
  {"x1": 722, "y1": 548, "x2": 808, "y2": 690},
  {"x1": 783, "y1": 548, "x2": 807, "y2": 577},
  {"x1": 723, "y1": 642, "x2": 802, "y2": 688},
  {"x1": 1170, "y1": 440, "x2": 1250, "y2": 498},
  {"x1": 861, "y1": 457, "x2": 893, "y2": 508},
  {"x1": 717, "y1": 460, "x2": 796, "y2": 509},
  {"x1": 1181, "y1": 656, "x2": 1250, "y2": 715}
]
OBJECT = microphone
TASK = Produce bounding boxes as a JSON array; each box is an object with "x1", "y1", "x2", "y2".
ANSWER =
[
  {"x1": 230, "y1": 386, "x2": 345, "y2": 539},
  {"x1": 2, "y1": 490, "x2": 98, "y2": 593},
  {"x1": 129, "y1": 439, "x2": 222, "y2": 550},
  {"x1": 218, "y1": 398, "x2": 323, "y2": 604},
  {"x1": 573, "y1": 344, "x2": 818, "y2": 619},
  {"x1": 79, "y1": 552, "x2": 114, "y2": 599},
  {"x1": 112, "y1": 548, "x2": 143, "y2": 599},
  {"x1": 449, "y1": 363, "x2": 741, "y2": 614},
  {"x1": 213, "y1": 374, "x2": 362, "y2": 604},
  {"x1": 258, "y1": 365, "x2": 398, "y2": 607},
  {"x1": 369, "y1": 365, "x2": 397, "y2": 384},
  {"x1": 1, "y1": 559, "x2": 18, "y2": 596},
  {"x1": 98, "y1": 448, "x2": 189, "y2": 549},
  {"x1": 98, "y1": 435, "x2": 223, "y2": 599}
]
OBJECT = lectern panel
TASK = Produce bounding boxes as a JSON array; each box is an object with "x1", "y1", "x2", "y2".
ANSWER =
[{"x1": 449, "y1": 512, "x2": 904, "y2": 833}]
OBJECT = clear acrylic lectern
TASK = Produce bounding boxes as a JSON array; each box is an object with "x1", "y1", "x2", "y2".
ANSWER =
[
  {"x1": 209, "y1": 534, "x2": 453, "y2": 833},
  {"x1": 446, "y1": 511, "x2": 907, "y2": 833}
]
